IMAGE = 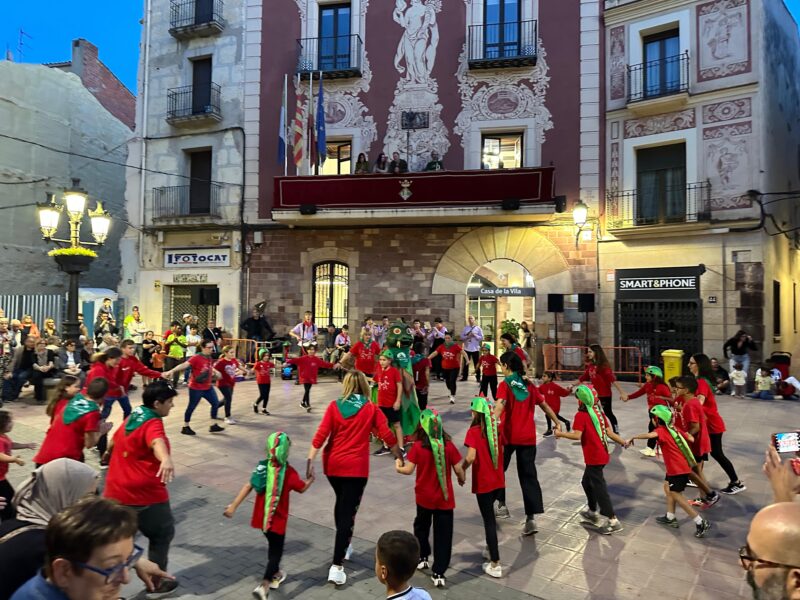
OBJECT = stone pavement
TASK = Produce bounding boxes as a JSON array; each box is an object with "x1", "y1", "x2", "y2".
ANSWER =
[{"x1": 5, "y1": 373, "x2": 790, "y2": 600}]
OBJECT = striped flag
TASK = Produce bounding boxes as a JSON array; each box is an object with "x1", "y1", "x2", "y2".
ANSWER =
[
  {"x1": 277, "y1": 75, "x2": 287, "y2": 167},
  {"x1": 316, "y1": 72, "x2": 327, "y2": 165},
  {"x1": 292, "y1": 78, "x2": 306, "y2": 170}
]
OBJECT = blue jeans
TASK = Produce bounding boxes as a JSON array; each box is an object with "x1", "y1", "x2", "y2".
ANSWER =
[
  {"x1": 2, "y1": 369, "x2": 31, "y2": 401},
  {"x1": 101, "y1": 395, "x2": 132, "y2": 420},
  {"x1": 183, "y1": 365, "x2": 192, "y2": 383},
  {"x1": 185, "y1": 387, "x2": 220, "y2": 423},
  {"x1": 748, "y1": 390, "x2": 773, "y2": 400}
]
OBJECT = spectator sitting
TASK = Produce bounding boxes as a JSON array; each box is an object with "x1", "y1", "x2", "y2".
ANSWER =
[
  {"x1": 98, "y1": 333, "x2": 119, "y2": 352},
  {"x1": 20, "y1": 315, "x2": 40, "y2": 344},
  {"x1": 77, "y1": 314, "x2": 88, "y2": 340},
  {"x1": 374, "y1": 152, "x2": 390, "y2": 174},
  {"x1": 389, "y1": 151, "x2": 408, "y2": 174},
  {"x1": 711, "y1": 357, "x2": 730, "y2": 394},
  {"x1": 31, "y1": 339, "x2": 56, "y2": 403},
  {"x1": 45, "y1": 336, "x2": 61, "y2": 353},
  {"x1": 94, "y1": 312, "x2": 118, "y2": 345},
  {"x1": 80, "y1": 338, "x2": 95, "y2": 372},
  {"x1": 322, "y1": 323, "x2": 340, "y2": 364},
  {"x1": 730, "y1": 362, "x2": 747, "y2": 397},
  {"x1": 57, "y1": 340, "x2": 86, "y2": 381},
  {"x1": 354, "y1": 153, "x2": 371, "y2": 174},
  {"x1": 424, "y1": 151, "x2": 444, "y2": 171},
  {"x1": 42, "y1": 318, "x2": 59, "y2": 339},
  {"x1": 748, "y1": 365, "x2": 774, "y2": 400},
  {"x1": 2, "y1": 336, "x2": 37, "y2": 403}
]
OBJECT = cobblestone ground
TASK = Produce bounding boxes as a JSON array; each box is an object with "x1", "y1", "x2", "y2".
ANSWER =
[{"x1": 5, "y1": 372, "x2": 788, "y2": 599}]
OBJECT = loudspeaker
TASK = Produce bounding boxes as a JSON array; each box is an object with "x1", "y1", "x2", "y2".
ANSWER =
[
  {"x1": 554, "y1": 195, "x2": 567, "y2": 213},
  {"x1": 578, "y1": 293, "x2": 595, "y2": 313},
  {"x1": 201, "y1": 287, "x2": 220, "y2": 305},
  {"x1": 547, "y1": 293, "x2": 564, "y2": 313},
  {"x1": 501, "y1": 198, "x2": 521, "y2": 210},
  {"x1": 190, "y1": 287, "x2": 203, "y2": 305},
  {"x1": 299, "y1": 204, "x2": 317, "y2": 215}
]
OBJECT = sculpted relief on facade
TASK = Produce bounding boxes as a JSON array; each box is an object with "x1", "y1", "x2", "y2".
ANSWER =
[{"x1": 697, "y1": 0, "x2": 751, "y2": 82}]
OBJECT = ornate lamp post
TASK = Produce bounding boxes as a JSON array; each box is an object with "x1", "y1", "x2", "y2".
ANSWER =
[{"x1": 37, "y1": 178, "x2": 111, "y2": 343}]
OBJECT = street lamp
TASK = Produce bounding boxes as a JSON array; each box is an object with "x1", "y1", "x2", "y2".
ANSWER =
[
  {"x1": 37, "y1": 178, "x2": 112, "y2": 344},
  {"x1": 572, "y1": 200, "x2": 589, "y2": 248}
]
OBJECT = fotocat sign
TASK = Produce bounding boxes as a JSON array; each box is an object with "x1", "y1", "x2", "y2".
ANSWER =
[{"x1": 164, "y1": 248, "x2": 231, "y2": 268}]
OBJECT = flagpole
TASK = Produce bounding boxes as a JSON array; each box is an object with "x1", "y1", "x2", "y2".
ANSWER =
[{"x1": 283, "y1": 73, "x2": 288, "y2": 176}]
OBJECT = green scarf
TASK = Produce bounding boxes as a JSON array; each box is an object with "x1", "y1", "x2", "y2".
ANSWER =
[
  {"x1": 125, "y1": 406, "x2": 160, "y2": 434},
  {"x1": 470, "y1": 396, "x2": 499, "y2": 469},
  {"x1": 336, "y1": 393, "x2": 368, "y2": 419},
  {"x1": 575, "y1": 385, "x2": 609, "y2": 452},
  {"x1": 650, "y1": 405, "x2": 696, "y2": 468},
  {"x1": 503, "y1": 372, "x2": 529, "y2": 401},
  {"x1": 251, "y1": 432, "x2": 291, "y2": 532},
  {"x1": 411, "y1": 353, "x2": 425, "y2": 366},
  {"x1": 420, "y1": 409, "x2": 448, "y2": 500},
  {"x1": 444, "y1": 340, "x2": 455, "y2": 348},
  {"x1": 62, "y1": 394, "x2": 100, "y2": 425}
]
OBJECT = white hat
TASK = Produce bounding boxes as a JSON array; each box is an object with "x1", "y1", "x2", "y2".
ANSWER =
[{"x1": 182, "y1": 313, "x2": 191, "y2": 319}]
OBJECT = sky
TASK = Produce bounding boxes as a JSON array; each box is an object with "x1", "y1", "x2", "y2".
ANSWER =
[{"x1": 2, "y1": 0, "x2": 800, "y2": 97}]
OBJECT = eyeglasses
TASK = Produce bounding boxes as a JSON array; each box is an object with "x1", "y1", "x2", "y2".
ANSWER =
[
  {"x1": 674, "y1": 386, "x2": 686, "y2": 391},
  {"x1": 739, "y1": 544, "x2": 800, "y2": 572},
  {"x1": 72, "y1": 544, "x2": 143, "y2": 584}
]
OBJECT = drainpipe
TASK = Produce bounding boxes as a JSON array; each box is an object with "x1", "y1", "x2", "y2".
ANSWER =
[{"x1": 138, "y1": 0, "x2": 152, "y2": 270}]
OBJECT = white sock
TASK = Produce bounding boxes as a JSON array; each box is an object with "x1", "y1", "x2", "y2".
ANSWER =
[
  {"x1": 693, "y1": 515, "x2": 703, "y2": 525},
  {"x1": 666, "y1": 512, "x2": 675, "y2": 520}
]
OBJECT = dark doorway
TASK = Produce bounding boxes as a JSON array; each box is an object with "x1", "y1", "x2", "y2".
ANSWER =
[
  {"x1": 191, "y1": 57, "x2": 213, "y2": 114},
  {"x1": 189, "y1": 150, "x2": 212, "y2": 214}
]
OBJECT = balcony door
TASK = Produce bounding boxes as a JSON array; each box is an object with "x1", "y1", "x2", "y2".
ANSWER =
[
  {"x1": 191, "y1": 57, "x2": 213, "y2": 114},
  {"x1": 636, "y1": 143, "x2": 686, "y2": 225},
  {"x1": 481, "y1": 132, "x2": 523, "y2": 170},
  {"x1": 321, "y1": 141, "x2": 352, "y2": 175},
  {"x1": 484, "y1": 0, "x2": 519, "y2": 59},
  {"x1": 189, "y1": 150, "x2": 212, "y2": 214},
  {"x1": 195, "y1": 0, "x2": 213, "y2": 24},
  {"x1": 643, "y1": 30, "x2": 680, "y2": 99},
  {"x1": 319, "y1": 4, "x2": 351, "y2": 71}
]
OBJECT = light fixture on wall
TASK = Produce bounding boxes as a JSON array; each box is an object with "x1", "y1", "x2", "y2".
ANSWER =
[{"x1": 572, "y1": 200, "x2": 590, "y2": 248}]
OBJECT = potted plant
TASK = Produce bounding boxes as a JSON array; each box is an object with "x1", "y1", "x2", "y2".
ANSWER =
[
  {"x1": 48, "y1": 247, "x2": 97, "y2": 273},
  {"x1": 499, "y1": 318, "x2": 521, "y2": 339}
]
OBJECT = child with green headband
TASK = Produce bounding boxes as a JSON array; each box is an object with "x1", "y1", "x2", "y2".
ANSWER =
[
  {"x1": 224, "y1": 431, "x2": 314, "y2": 600},
  {"x1": 395, "y1": 409, "x2": 465, "y2": 588},
  {"x1": 627, "y1": 405, "x2": 712, "y2": 538},
  {"x1": 555, "y1": 385, "x2": 627, "y2": 534},
  {"x1": 252, "y1": 348, "x2": 275, "y2": 415},
  {"x1": 621, "y1": 366, "x2": 672, "y2": 457}
]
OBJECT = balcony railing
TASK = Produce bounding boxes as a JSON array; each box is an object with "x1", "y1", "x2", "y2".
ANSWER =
[
  {"x1": 166, "y1": 83, "x2": 222, "y2": 125},
  {"x1": 296, "y1": 34, "x2": 363, "y2": 79},
  {"x1": 628, "y1": 52, "x2": 689, "y2": 103},
  {"x1": 169, "y1": 0, "x2": 226, "y2": 39},
  {"x1": 152, "y1": 184, "x2": 221, "y2": 219},
  {"x1": 468, "y1": 20, "x2": 538, "y2": 69},
  {"x1": 605, "y1": 181, "x2": 711, "y2": 229}
]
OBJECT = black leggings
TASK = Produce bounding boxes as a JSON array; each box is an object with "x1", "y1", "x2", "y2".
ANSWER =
[
  {"x1": 0, "y1": 479, "x2": 15, "y2": 521},
  {"x1": 479, "y1": 375, "x2": 498, "y2": 401},
  {"x1": 220, "y1": 386, "x2": 234, "y2": 418},
  {"x1": 647, "y1": 419, "x2": 657, "y2": 449},
  {"x1": 545, "y1": 413, "x2": 570, "y2": 431},
  {"x1": 302, "y1": 383, "x2": 312, "y2": 406},
  {"x1": 413, "y1": 505, "x2": 453, "y2": 576},
  {"x1": 497, "y1": 444, "x2": 544, "y2": 517},
  {"x1": 599, "y1": 396, "x2": 618, "y2": 429},
  {"x1": 581, "y1": 464, "x2": 614, "y2": 519},
  {"x1": 462, "y1": 351, "x2": 480, "y2": 380},
  {"x1": 257, "y1": 383, "x2": 271, "y2": 409},
  {"x1": 263, "y1": 530, "x2": 284, "y2": 581},
  {"x1": 709, "y1": 432, "x2": 739, "y2": 483},
  {"x1": 443, "y1": 368, "x2": 459, "y2": 396},
  {"x1": 327, "y1": 476, "x2": 368, "y2": 566},
  {"x1": 476, "y1": 489, "x2": 501, "y2": 562},
  {"x1": 416, "y1": 390, "x2": 428, "y2": 411}
]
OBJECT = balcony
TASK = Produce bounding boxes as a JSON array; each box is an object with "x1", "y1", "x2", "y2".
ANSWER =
[
  {"x1": 271, "y1": 167, "x2": 558, "y2": 226},
  {"x1": 169, "y1": 0, "x2": 226, "y2": 40},
  {"x1": 152, "y1": 184, "x2": 223, "y2": 228},
  {"x1": 627, "y1": 52, "x2": 690, "y2": 115},
  {"x1": 296, "y1": 35, "x2": 362, "y2": 79},
  {"x1": 166, "y1": 83, "x2": 222, "y2": 127},
  {"x1": 605, "y1": 181, "x2": 712, "y2": 232},
  {"x1": 467, "y1": 20, "x2": 538, "y2": 69}
]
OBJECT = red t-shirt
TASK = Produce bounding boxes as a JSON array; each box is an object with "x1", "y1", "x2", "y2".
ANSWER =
[
  {"x1": 571, "y1": 410, "x2": 610, "y2": 466},
  {"x1": 214, "y1": 358, "x2": 240, "y2": 388},
  {"x1": 579, "y1": 364, "x2": 615, "y2": 397},
  {"x1": 254, "y1": 360, "x2": 274, "y2": 384},
  {"x1": 187, "y1": 354, "x2": 215, "y2": 390},
  {"x1": 464, "y1": 424, "x2": 504, "y2": 494},
  {"x1": 250, "y1": 465, "x2": 305, "y2": 535},
  {"x1": 656, "y1": 426, "x2": 692, "y2": 476},
  {"x1": 84, "y1": 361, "x2": 123, "y2": 398},
  {"x1": 435, "y1": 344, "x2": 462, "y2": 370},
  {"x1": 497, "y1": 380, "x2": 544, "y2": 446},
  {"x1": 627, "y1": 381, "x2": 672, "y2": 409},
  {"x1": 696, "y1": 378, "x2": 726, "y2": 434},
  {"x1": 479, "y1": 354, "x2": 499, "y2": 376},
  {"x1": 286, "y1": 355, "x2": 333, "y2": 385},
  {"x1": 104, "y1": 418, "x2": 170, "y2": 506},
  {"x1": 117, "y1": 357, "x2": 162, "y2": 393},
  {"x1": 0, "y1": 434, "x2": 11, "y2": 480},
  {"x1": 407, "y1": 440, "x2": 462, "y2": 511},
  {"x1": 539, "y1": 381, "x2": 570, "y2": 415},
  {"x1": 350, "y1": 341, "x2": 379, "y2": 374},
  {"x1": 374, "y1": 366, "x2": 402, "y2": 408},
  {"x1": 678, "y1": 396, "x2": 712, "y2": 457},
  {"x1": 412, "y1": 357, "x2": 430, "y2": 391},
  {"x1": 34, "y1": 405, "x2": 101, "y2": 465},
  {"x1": 513, "y1": 346, "x2": 528, "y2": 363}
]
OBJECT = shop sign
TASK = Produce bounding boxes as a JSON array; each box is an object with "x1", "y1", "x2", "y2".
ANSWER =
[
  {"x1": 173, "y1": 274, "x2": 209, "y2": 283},
  {"x1": 164, "y1": 248, "x2": 230, "y2": 268},
  {"x1": 477, "y1": 287, "x2": 536, "y2": 297},
  {"x1": 616, "y1": 266, "x2": 704, "y2": 300}
]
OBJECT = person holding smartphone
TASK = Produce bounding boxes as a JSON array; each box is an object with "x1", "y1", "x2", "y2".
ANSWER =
[{"x1": 764, "y1": 433, "x2": 800, "y2": 503}]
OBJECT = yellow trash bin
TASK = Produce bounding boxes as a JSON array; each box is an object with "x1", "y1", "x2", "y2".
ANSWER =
[{"x1": 661, "y1": 349, "x2": 685, "y2": 383}]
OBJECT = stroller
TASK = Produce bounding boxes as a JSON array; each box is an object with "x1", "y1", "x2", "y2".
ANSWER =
[{"x1": 771, "y1": 351, "x2": 793, "y2": 397}]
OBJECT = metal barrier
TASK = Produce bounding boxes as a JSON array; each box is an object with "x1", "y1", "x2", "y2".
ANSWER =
[{"x1": 543, "y1": 345, "x2": 643, "y2": 384}]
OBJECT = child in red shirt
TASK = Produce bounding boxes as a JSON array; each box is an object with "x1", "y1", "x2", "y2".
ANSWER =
[
  {"x1": 555, "y1": 385, "x2": 627, "y2": 534},
  {"x1": 411, "y1": 342, "x2": 431, "y2": 411},
  {"x1": 428, "y1": 333, "x2": 466, "y2": 405},
  {"x1": 44, "y1": 375, "x2": 82, "y2": 425},
  {"x1": 224, "y1": 431, "x2": 314, "y2": 599},
  {"x1": 347, "y1": 333, "x2": 380, "y2": 377},
  {"x1": 372, "y1": 350, "x2": 404, "y2": 455},
  {"x1": 396, "y1": 409, "x2": 465, "y2": 589},
  {"x1": 252, "y1": 348, "x2": 276, "y2": 415},
  {"x1": 578, "y1": 344, "x2": 625, "y2": 434},
  {"x1": 0, "y1": 410, "x2": 37, "y2": 520},
  {"x1": 622, "y1": 366, "x2": 673, "y2": 456},
  {"x1": 285, "y1": 344, "x2": 335, "y2": 412},
  {"x1": 628, "y1": 405, "x2": 711, "y2": 538},
  {"x1": 215, "y1": 345, "x2": 247, "y2": 425},
  {"x1": 478, "y1": 344, "x2": 499, "y2": 401},
  {"x1": 459, "y1": 395, "x2": 505, "y2": 578},
  {"x1": 539, "y1": 371, "x2": 571, "y2": 437}
]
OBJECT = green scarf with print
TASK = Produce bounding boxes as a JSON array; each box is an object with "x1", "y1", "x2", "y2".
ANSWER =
[
  {"x1": 503, "y1": 372, "x2": 529, "y2": 401},
  {"x1": 470, "y1": 395, "x2": 499, "y2": 469},
  {"x1": 125, "y1": 406, "x2": 160, "y2": 434},
  {"x1": 650, "y1": 405, "x2": 696, "y2": 468},
  {"x1": 337, "y1": 393, "x2": 368, "y2": 419},
  {"x1": 250, "y1": 432, "x2": 291, "y2": 532},
  {"x1": 62, "y1": 394, "x2": 100, "y2": 425},
  {"x1": 575, "y1": 385, "x2": 609, "y2": 453},
  {"x1": 420, "y1": 409, "x2": 448, "y2": 500}
]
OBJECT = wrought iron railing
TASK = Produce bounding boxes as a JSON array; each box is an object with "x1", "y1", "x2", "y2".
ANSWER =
[
  {"x1": 467, "y1": 19, "x2": 538, "y2": 64},
  {"x1": 166, "y1": 83, "x2": 222, "y2": 120},
  {"x1": 152, "y1": 184, "x2": 221, "y2": 218},
  {"x1": 627, "y1": 52, "x2": 689, "y2": 103},
  {"x1": 605, "y1": 181, "x2": 711, "y2": 228},
  {"x1": 169, "y1": 0, "x2": 226, "y2": 30},
  {"x1": 296, "y1": 34, "x2": 363, "y2": 75}
]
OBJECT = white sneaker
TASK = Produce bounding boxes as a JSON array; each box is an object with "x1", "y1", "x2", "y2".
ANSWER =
[
  {"x1": 252, "y1": 584, "x2": 268, "y2": 600},
  {"x1": 327, "y1": 565, "x2": 346, "y2": 586},
  {"x1": 449, "y1": 395, "x2": 455, "y2": 404},
  {"x1": 269, "y1": 571, "x2": 287, "y2": 589},
  {"x1": 224, "y1": 417, "x2": 237, "y2": 425},
  {"x1": 344, "y1": 544, "x2": 353, "y2": 561},
  {"x1": 639, "y1": 447, "x2": 657, "y2": 457},
  {"x1": 482, "y1": 562, "x2": 502, "y2": 578},
  {"x1": 417, "y1": 558, "x2": 430, "y2": 570}
]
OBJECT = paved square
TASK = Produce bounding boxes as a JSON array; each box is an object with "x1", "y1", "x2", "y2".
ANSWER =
[{"x1": 4, "y1": 374, "x2": 787, "y2": 599}]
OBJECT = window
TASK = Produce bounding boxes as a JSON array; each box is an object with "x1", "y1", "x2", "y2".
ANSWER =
[
  {"x1": 774, "y1": 280, "x2": 781, "y2": 337},
  {"x1": 636, "y1": 143, "x2": 686, "y2": 224},
  {"x1": 319, "y1": 4, "x2": 351, "y2": 71},
  {"x1": 321, "y1": 141, "x2": 352, "y2": 175},
  {"x1": 191, "y1": 57, "x2": 213, "y2": 114},
  {"x1": 642, "y1": 30, "x2": 681, "y2": 99},
  {"x1": 195, "y1": 0, "x2": 214, "y2": 24},
  {"x1": 484, "y1": 0, "x2": 520, "y2": 59},
  {"x1": 313, "y1": 262, "x2": 349, "y2": 327},
  {"x1": 481, "y1": 132, "x2": 523, "y2": 169},
  {"x1": 189, "y1": 150, "x2": 212, "y2": 214}
]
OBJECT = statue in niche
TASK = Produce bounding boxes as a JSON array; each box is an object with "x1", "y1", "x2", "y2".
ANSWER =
[{"x1": 393, "y1": 0, "x2": 440, "y2": 85}]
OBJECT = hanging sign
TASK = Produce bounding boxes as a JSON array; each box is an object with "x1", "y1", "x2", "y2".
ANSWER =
[
  {"x1": 164, "y1": 248, "x2": 230, "y2": 268},
  {"x1": 477, "y1": 287, "x2": 536, "y2": 297}
]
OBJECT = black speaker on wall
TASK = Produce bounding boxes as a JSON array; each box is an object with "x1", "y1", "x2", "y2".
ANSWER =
[
  {"x1": 578, "y1": 293, "x2": 595, "y2": 313},
  {"x1": 547, "y1": 293, "x2": 564, "y2": 313},
  {"x1": 202, "y1": 288, "x2": 220, "y2": 306},
  {"x1": 190, "y1": 287, "x2": 203, "y2": 305}
]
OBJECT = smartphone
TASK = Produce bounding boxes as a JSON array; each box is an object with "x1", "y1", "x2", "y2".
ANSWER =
[{"x1": 772, "y1": 431, "x2": 800, "y2": 453}]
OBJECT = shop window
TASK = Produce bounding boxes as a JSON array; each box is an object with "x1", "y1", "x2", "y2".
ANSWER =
[
  {"x1": 481, "y1": 132, "x2": 523, "y2": 169},
  {"x1": 321, "y1": 141, "x2": 352, "y2": 175},
  {"x1": 313, "y1": 261, "x2": 349, "y2": 327},
  {"x1": 773, "y1": 280, "x2": 781, "y2": 337},
  {"x1": 636, "y1": 143, "x2": 686, "y2": 224}
]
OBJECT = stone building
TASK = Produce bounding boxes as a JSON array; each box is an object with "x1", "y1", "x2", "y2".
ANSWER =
[{"x1": 599, "y1": 0, "x2": 800, "y2": 369}]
